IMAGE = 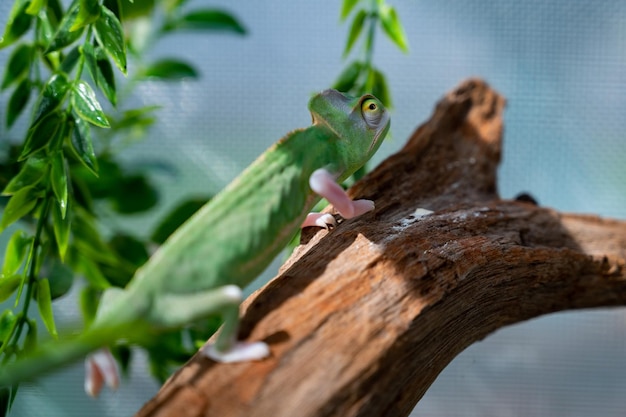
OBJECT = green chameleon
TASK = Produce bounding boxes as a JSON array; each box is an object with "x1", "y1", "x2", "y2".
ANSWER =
[{"x1": 0, "y1": 89, "x2": 390, "y2": 396}]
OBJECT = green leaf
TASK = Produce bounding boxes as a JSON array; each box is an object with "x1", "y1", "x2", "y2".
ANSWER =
[
  {"x1": 7, "y1": 382, "x2": 18, "y2": 411},
  {"x1": 82, "y1": 41, "x2": 98, "y2": 70},
  {"x1": 151, "y1": 198, "x2": 209, "y2": 244},
  {"x1": 50, "y1": 152, "x2": 68, "y2": 218},
  {"x1": 142, "y1": 350, "x2": 179, "y2": 380},
  {"x1": 111, "y1": 105, "x2": 159, "y2": 130},
  {"x1": 343, "y1": 10, "x2": 367, "y2": 57},
  {"x1": 32, "y1": 73, "x2": 70, "y2": 126},
  {"x1": 163, "y1": 0, "x2": 188, "y2": 13},
  {"x1": 109, "y1": 233, "x2": 149, "y2": 267},
  {"x1": 26, "y1": 0, "x2": 46, "y2": 15},
  {"x1": 371, "y1": 68, "x2": 392, "y2": 108},
  {"x1": 7, "y1": 78, "x2": 32, "y2": 128},
  {"x1": 20, "y1": 111, "x2": 64, "y2": 160},
  {"x1": 340, "y1": 0, "x2": 360, "y2": 20},
  {"x1": 141, "y1": 59, "x2": 198, "y2": 81},
  {"x1": 0, "y1": 186, "x2": 42, "y2": 232},
  {"x1": 0, "y1": 274, "x2": 22, "y2": 303},
  {"x1": 1, "y1": 43, "x2": 33, "y2": 90},
  {"x1": 71, "y1": 210, "x2": 118, "y2": 265},
  {"x1": 71, "y1": 80, "x2": 110, "y2": 128},
  {"x1": 69, "y1": 175, "x2": 94, "y2": 213},
  {"x1": 52, "y1": 198, "x2": 71, "y2": 260},
  {"x1": 75, "y1": 254, "x2": 111, "y2": 289},
  {"x1": 145, "y1": 331, "x2": 190, "y2": 382},
  {"x1": 83, "y1": 43, "x2": 117, "y2": 106},
  {"x1": 94, "y1": 6, "x2": 127, "y2": 74},
  {"x1": 36, "y1": 278, "x2": 58, "y2": 338},
  {"x1": 36, "y1": 6, "x2": 56, "y2": 49},
  {"x1": 94, "y1": 54, "x2": 116, "y2": 105},
  {"x1": 0, "y1": 2, "x2": 34, "y2": 50},
  {"x1": 110, "y1": 174, "x2": 158, "y2": 214},
  {"x1": 102, "y1": 233, "x2": 148, "y2": 286},
  {"x1": 162, "y1": 9, "x2": 246, "y2": 35},
  {"x1": 60, "y1": 46, "x2": 81, "y2": 73},
  {"x1": 333, "y1": 61, "x2": 363, "y2": 93},
  {"x1": 2, "y1": 230, "x2": 32, "y2": 277},
  {"x1": 24, "y1": 319, "x2": 37, "y2": 352},
  {"x1": 110, "y1": 344, "x2": 132, "y2": 375},
  {"x1": 2, "y1": 154, "x2": 47, "y2": 195},
  {"x1": 378, "y1": 4, "x2": 409, "y2": 53},
  {"x1": 70, "y1": 115, "x2": 98, "y2": 175},
  {"x1": 46, "y1": 1, "x2": 84, "y2": 53},
  {"x1": 0, "y1": 387, "x2": 10, "y2": 417},
  {"x1": 120, "y1": 0, "x2": 156, "y2": 20},
  {"x1": 71, "y1": 0, "x2": 101, "y2": 31},
  {"x1": 47, "y1": 0, "x2": 64, "y2": 22},
  {"x1": 0, "y1": 310, "x2": 17, "y2": 346},
  {"x1": 79, "y1": 285, "x2": 99, "y2": 327},
  {"x1": 102, "y1": 0, "x2": 121, "y2": 20},
  {"x1": 73, "y1": 156, "x2": 120, "y2": 198},
  {"x1": 187, "y1": 316, "x2": 221, "y2": 349},
  {"x1": 47, "y1": 259, "x2": 74, "y2": 299}
]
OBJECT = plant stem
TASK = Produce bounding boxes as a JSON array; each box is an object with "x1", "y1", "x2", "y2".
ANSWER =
[
  {"x1": 363, "y1": 0, "x2": 377, "y2": 92},
  {"x1": 4, "y1": 197, "x2": 52, "y2": 356}
]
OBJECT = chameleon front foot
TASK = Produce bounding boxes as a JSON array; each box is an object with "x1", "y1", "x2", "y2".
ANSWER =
[
  {"x1": 202, "y1": 341, "x2": 270, "y2": 363},
  {"x1": 309, "y1": 169, "x2": 376, "y2": 219}
]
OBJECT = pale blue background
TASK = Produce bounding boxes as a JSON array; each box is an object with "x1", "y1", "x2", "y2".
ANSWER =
[{"x1": 1, "y1": 0, "x2": 625, "y2": 416}]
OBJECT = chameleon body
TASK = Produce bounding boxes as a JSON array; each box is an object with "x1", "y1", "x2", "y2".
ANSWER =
[{"x1": 0, "y1": 89, "x2": 390, "y2": 391}]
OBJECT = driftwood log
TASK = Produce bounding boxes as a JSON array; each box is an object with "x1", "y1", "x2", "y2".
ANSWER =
[{"x1": 135, "y1": 79, "x2": 626, "y2": 417}]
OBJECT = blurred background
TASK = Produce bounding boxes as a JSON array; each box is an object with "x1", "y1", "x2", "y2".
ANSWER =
[{"x1": 1, "y1": 0, "x2": 625, "y2": 416}]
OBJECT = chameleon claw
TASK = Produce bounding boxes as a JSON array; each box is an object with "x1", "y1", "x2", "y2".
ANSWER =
[
  {"x1": 301, "y1": 212, "x2": 336, "y2": 229},
  {"x1": 315, "y1": 213, "x2": 336, "y2": 228}
]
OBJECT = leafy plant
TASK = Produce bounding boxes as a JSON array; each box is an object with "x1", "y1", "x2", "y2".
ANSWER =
[
  {"x1": 334, "y1": 0, "x2": 409, "y2": 108},
  {"x1": 0, "y1": 0, "x2": 245, "y2": 413},
  {"x1": 0, "y1": 0, "x2": 410, "y2": 413},
  {"x1": 334, "y1": 0, "x2": 408, "y2": 186}
]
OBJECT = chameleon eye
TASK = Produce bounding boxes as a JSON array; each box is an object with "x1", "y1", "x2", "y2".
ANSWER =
[{"x1": 361, "y1": 98, "x2": 383, "y2": 128}]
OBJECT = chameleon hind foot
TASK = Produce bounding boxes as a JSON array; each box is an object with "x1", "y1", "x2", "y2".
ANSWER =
[
  {"x1": 84, "y1": 348, "x2": 120, "y2": 397},
  {"x1": 202, "y1": 341, "x2": 270, "y2": 363}
]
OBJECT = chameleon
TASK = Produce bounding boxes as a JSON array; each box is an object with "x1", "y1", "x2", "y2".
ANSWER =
[{"x1": 0, "y1": 89, "x2": 390, "y2": 395}]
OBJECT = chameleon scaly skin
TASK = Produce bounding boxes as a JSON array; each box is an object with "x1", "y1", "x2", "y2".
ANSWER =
[{"x1": 0, "y1": 89, "x2": 390, "y2": 394}]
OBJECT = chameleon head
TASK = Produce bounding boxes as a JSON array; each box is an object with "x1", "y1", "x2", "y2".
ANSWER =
[{"x1": 309, "y1": 89, "x2": 391, "y2": 179}]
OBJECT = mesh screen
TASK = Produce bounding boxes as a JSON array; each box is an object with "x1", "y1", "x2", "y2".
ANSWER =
[{"x1": 1, "y1": 1, "x2": 625, "y2": 416}]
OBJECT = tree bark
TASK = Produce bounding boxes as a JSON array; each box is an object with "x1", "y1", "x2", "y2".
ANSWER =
[{"x1": 135, "y1": 79, "x2": 626, "y2": 417}]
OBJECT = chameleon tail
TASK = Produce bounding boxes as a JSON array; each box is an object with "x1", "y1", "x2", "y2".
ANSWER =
[{"x1": 0, "y1": 324, "x2": 121, "y2": 388}]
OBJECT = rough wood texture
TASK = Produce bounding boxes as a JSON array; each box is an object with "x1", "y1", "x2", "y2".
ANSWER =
[{"x1": 136, "y1": 79, "x2": 626, "y2": 417}]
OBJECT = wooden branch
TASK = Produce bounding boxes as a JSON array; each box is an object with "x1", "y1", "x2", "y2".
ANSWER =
[{"x1": 135, "y1": 79, "x2": 626, "y2": 417}]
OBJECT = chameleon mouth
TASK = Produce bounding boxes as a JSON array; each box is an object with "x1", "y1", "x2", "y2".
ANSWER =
[
  {"x1": 368, "y1": 134, "x2": 380, "y2": 153},
  {"x1": 368, "y1": 116, "x2": 390, "y2": 153}
]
